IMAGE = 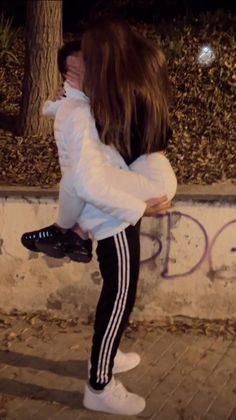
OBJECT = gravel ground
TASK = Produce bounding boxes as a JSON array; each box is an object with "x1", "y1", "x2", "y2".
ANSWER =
[{"x1": 0, "y1": 10, "x2": 235, "y2": 187}]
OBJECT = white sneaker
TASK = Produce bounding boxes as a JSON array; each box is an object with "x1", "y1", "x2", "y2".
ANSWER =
[
  {"x1": 113, "y1": 349, "x2": 141, "y2": 373},
  {"x1": 88, "y1": 349, "x2": 141, "y2": 375},
  {"x1": 83, "y1": 377, "x2": 146, "y2": 415}
]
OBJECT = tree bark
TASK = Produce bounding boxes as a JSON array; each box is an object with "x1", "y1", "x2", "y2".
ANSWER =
[{"x1": 19, "y1": 0, "x2": 62, "y2": 137}]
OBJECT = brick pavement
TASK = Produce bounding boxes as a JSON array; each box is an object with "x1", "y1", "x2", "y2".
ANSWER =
[{"x1": 0, "y1": 315, "x2": 235, "y2": 420}]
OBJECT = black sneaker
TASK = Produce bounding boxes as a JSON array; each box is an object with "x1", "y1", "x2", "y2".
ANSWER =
[
  {"x1": 65, "y1": 231, "x2": 92, "y2": 263},
  {"x1": 36, "y1": 230, "x2": 92, "y2": 263},
  {"x1": 21, "y1": 224, "x2": 63, "y2": 253}
]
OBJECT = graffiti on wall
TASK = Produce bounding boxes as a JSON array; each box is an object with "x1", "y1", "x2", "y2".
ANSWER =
[{"x1": 140, "y1": 212, "x2": 236, "y2": 281}]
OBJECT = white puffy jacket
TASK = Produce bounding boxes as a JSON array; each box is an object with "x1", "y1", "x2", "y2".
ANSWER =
[{"x1": 43, "y1": 83, "x2": 146, "y2": 240}]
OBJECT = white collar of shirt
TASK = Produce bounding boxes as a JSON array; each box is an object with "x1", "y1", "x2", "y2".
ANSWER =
[{"x1": 64, "y1": 81, "x2": 89, "y2": 102}]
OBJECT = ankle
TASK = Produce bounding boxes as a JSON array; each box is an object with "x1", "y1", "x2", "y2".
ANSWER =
[
  {"x1": 72, "y1": 223, "x2": 89, "y2": 240},
  {"x1": 53, "y1": 223, "x2": 67, "y2": 234},
  {"x1": 88, "y1": 384, "x2": 104, "y2": 394}
]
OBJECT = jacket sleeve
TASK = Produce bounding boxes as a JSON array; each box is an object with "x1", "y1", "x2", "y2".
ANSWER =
[
  {"x1": 66, "y1": 108, "x2": 146, "y2": 226},
  {"x1": 42, "y1": 99, "x2": 62, "y2": 119}
]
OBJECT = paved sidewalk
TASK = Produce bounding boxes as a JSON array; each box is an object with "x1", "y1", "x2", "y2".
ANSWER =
[{"x1": 0, "y1": 314, "x2": 236, "y2": 420}]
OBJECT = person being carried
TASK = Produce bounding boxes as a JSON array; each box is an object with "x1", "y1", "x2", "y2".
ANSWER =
[{"x1": 21, "y1": 39, "x2": 176, "y2": 263}]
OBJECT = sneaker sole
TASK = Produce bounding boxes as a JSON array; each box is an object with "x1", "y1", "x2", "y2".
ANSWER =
[
  {"x1": 41, "y1": 251, "x2": 65, "y2": 259},
  {"x1": 22, "y1": 244, "x2": 42, "y2": 253},
  {"x1": 83, "y1": 396, "x2": 146, "y2": 416},
  {"x1": 67, "y1": 252, "x2": 92, "y2": 263},
  {"x1": 35, "y1": 245, "x2": 65, "y2": 259}
]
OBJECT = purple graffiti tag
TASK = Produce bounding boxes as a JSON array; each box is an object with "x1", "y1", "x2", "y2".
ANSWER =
[
  {"x1": 208, "y1": 219, "x2": 236, "y2": 280},
  {"x1": 140, "y1": 212, "x2": 208, "y2": 279},
  {"x1": 140, "y1": 232, "x2": 162, "y2": 264},
  {"x1": 161, "y1": 212, "x2": 208, "y2": 279}
]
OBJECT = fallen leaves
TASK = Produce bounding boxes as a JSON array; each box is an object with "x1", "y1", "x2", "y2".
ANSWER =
[
  {"x1": 0, "y1": 395, "x2": 8, "y2": 419},
  {"x1": 69, "y1": 344, "x2": 80, "y2": 350},
  {"x1": 0, "y1": 309, "x2": 83, "y2": 352},
  {"x1": 0, "y1": 11, "x2": 235, "y2": 186},
  {"x1": 126, "y1": 316, "x2": 236, "y2": 339}
]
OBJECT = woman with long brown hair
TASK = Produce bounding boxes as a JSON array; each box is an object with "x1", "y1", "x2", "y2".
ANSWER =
[
  {"x1": 21, "y1": 17, "x2": 175, "y2": 415},
  {"x1": 19, "y1": 16, "x2": 176, "y2": 414},
  {"x1": 68, "y1": 18, "x2": 175, "y2": 415},
  {"x1": 22, "y1": 17, "x2": 174, "y2": 415}
]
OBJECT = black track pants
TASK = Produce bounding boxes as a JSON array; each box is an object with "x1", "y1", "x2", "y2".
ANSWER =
[{"x1": 89, "y1": 220, "x2": 141, "y2": 390}]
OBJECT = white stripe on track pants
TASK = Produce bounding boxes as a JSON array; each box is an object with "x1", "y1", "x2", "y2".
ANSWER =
[{"x1": 89, "y1": 220, "x2": 141, "y2": 389}]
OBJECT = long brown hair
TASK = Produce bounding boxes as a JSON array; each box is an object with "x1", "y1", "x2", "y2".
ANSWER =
[{"x1": 81, "y1": 18, "x2": 171, "y2": 157}]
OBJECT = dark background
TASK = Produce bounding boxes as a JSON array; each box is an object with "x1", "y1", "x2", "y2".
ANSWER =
[
  {"x1": 1, "y1": 0, "x2": 235, "y2": 31},
  {"x1": 0, "y1": 0, "x2": 235, "y2": 185}
]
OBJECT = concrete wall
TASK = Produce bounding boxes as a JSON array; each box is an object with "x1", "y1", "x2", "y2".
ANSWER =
[{"x1": 0, "y1": 183, "x2": 235, "y2": 321}]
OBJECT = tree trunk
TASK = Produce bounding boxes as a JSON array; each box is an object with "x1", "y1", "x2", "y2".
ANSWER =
[{"x1": 19, "y1": 0, "x2": 62, "y2": 137}]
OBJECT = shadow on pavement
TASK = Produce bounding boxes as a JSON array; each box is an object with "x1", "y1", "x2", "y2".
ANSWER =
[
  {"x1": 0, "y1": 377, "x2": 83, "y2": 409},
  {"x1": 0, "y1": 350, "x2": 88, "y2": 380}
]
